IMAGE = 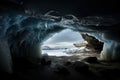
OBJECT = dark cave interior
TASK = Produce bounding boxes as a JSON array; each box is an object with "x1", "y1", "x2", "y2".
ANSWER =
[{"x1": 0, "y1": 0, "x2": 120, "y2": 80}]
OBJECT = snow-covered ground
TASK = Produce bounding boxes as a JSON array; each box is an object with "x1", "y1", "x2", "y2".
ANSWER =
[{"x1": 42, "y1": 47, "x2": 92, "y2": 56}]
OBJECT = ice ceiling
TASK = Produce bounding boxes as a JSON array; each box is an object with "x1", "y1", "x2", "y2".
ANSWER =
[{"x1": 0, "y1": 0, "x2": 120, "y2": 73}]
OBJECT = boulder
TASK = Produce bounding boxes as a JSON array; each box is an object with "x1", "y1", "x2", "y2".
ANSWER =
[
  {"x1": 54, "y1": 65, "x2": 70, "y2": 76},
  {"x1": 41, "y1": 58, "x2": 51, "y2": 65},
  {"x1": 64, "y1": 61, "x2": 72, "y2": 66},
  {"x1": 82, "y1": 57, "x2": 98, "y2": 63},
  {"x1": 81, "y1": 33, "x2": 104, "y2": 53},
  {"x1": 72, "y1": 61, "x2": 89, "y2": 73}
]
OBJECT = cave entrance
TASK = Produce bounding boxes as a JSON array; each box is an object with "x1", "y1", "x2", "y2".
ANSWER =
[
  {"x1": 41, "y1": 29, "x2": 101, "y2": 62},
  {"x1": 42, "y1": 29, "x2": 85, "y2": 56}
]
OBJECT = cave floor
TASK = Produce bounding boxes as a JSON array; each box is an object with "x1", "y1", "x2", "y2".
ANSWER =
[{"x1": 1, "y1": 54, "x2": 120, "y2": 80}]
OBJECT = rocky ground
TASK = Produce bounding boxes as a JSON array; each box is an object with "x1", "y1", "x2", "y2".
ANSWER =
[{"x1": 1, "y1": 52, "x2": 120, "y2": 80}]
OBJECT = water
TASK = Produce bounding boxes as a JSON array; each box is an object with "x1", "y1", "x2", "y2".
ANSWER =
[
  {"x1": 42, "y1": 49, "x2": 73, "y2": 56},
  {"x1": 42, "y1": 47, "x2": 86, "y2": 56}
]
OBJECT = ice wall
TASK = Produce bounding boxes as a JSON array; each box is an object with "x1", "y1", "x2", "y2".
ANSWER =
[
  {"x1": 0, "y1": 11, "x2": 120, "y2": 73},
  {"x1": 0, "y1": 39, "x2": 12, "y2": 73},
  {"x1": 100, "y1": 32, "x2": 120, "y2": 61}
]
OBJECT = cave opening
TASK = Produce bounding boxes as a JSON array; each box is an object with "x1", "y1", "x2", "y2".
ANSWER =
[{"x1": 41, "y1": 29, "x2": 102, "y2": 62}]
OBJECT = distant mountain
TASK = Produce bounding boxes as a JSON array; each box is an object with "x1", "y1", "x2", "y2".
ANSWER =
[
  {"x1": 42, "y1": 46, "x2": 52, "y2": 50},
  {"x1": 42, "y1": 46, "x2": 67, "y2": 50}
]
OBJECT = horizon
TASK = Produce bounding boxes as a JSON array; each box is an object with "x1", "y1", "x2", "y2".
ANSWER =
[{"x1": 42, "y1": 29, "x2": 84, "y2": 48}]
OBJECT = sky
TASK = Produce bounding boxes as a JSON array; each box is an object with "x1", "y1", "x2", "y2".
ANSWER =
[{"x1": 43, "y1": 29, "x2": 84, "y2": 48}]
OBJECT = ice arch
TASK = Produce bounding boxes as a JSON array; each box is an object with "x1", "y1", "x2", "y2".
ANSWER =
[{"x1": 0, "y1": 12, "x2": 120, "y2": 73}]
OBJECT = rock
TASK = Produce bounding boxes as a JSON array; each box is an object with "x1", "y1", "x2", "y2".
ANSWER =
[
  {"x1": 41, "y1": 58, "x2": 51, "y2": 65},
  {"x1": 82, "y1": 57, "x2": 98, "y2": 63},
  {"x1": 54, "y1": 65, "x2": 70, "y2": 76},
  {"x1": 81, "y1": 33, "x2": 104, "y2": 53},
  {"x1": 72, "y1": 61, "x2": 89, "y2": 73},
  {"x1": 41, "y1": 53, "x2": 51, "y2": 65},
  {"x1": 64, "y1": 61, "x2": 72, "y2": 66}
]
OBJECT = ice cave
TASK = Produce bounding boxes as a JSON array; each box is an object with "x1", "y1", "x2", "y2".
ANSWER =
[{"x1": 0, "y1": 0, "x2": 120, "y2": 80}]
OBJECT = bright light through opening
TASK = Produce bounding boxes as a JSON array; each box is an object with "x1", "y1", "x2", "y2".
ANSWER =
[{"x1": 41, "y1": 29, "x2": 85, "y2": 56}]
